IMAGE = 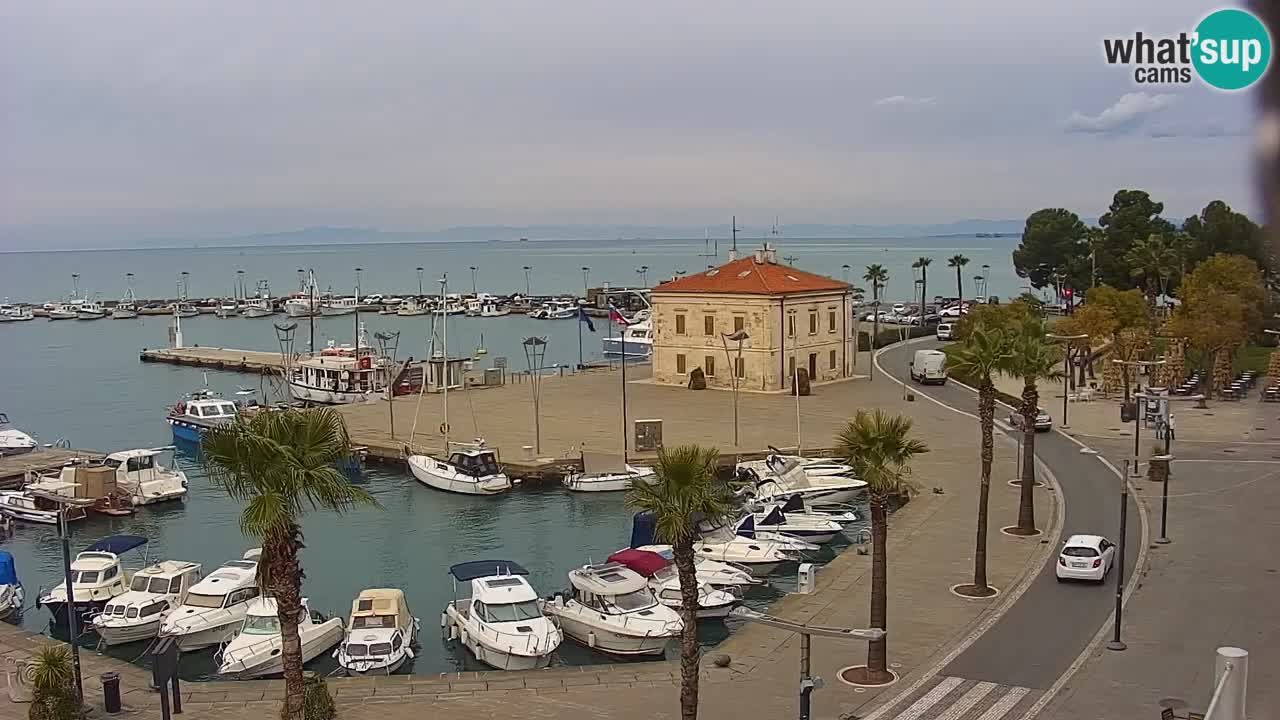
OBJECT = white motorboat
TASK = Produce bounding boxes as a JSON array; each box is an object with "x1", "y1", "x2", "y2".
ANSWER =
[
  {"x1": 607, "y1": 549, "x2": 740, "y2": 620},
  {"x1": 737, "y1": 454, "x2": 855, "y2": 479},
  {"x1": 630, "y1": 546, "x2": 760, "y2": 589},
  {"x1": 103, "y1": 448, "x2": 189, "y2": 505},
  {"x1": 240, "y1": 298, "x2": 273, "y2": 318},
  {"x1": 409, "y1": 443, "x2": 512, "y2": 495},
  {"x1": 92, "y1": 560, "x2": 203, "y2": 646},
  {"x1": 47, "y1": 303, "x2": 78, "y2": 320},
  {"x1": 321, "y1": 296, "x2": 358, "y2": 316},
  {"x1": 75, "y1": 301, "x2": 107, "y2": 320},
  {"x1": 111, "y1": 303, "x2": 138, "y2": 319},
  {"x1": 39, "y1": 535, "x2": 148, "y2": 628},
  {"x1": 631, "y1": 512, "x2": 798, "y2": 577},
  {"x1": 171, "y1": 303, "x2": 199, "y2": 318},
  {"x1": 284, "y1": 296, "x2": 319, "y2": 317},
  {"x1": 218, "y1": 597, "x2": 344, "y2": 678},
  {"x1": 0, "y1": 485, "x2": 88, "y2": 525},
  {"x1": 166, "y1": 390, "x2": 239, "y2": 443},
  {"x1": 478, "y1": 302, "x2": 510, "y2": 317},
  {"x1": 0, "y1": 551, "x2": 24, "y2": 621},
  {"x1": 0, "y1": 304, "x2": 35, "y2": 322},
  {"x1": 728, "y1": 515, "x2": 822, "y2": 552},
  {"x1": 287, "y1": 327, "x2": 388, "y2": 405},
  {"x1": 542, "y1": 562, "x2": 682, "y2": 656},
  {"x1": 749, "y1": 494, "x2": 860, "y2": 525},
  {"x1": 443, "y1": 561, "x2": 561, "y2": 670},
  {"x1": 159, "y1": 550, "x2": 262, "y2": 651},
  {"x1": 562, "y1": 462, "x2": 654, "y2": 493},
  {"x1": 602, "y1": 320, "x2": 653, "y2": 358},
  {"x1": 336, "y1": 588, "x2": 419, "y2": 675},
  {"x1": 529, "y1": 300, "x2": 577, "y2": 319},
  {"x1": 749, "y1": 505, "x2": 843, "y2": 545},
  {"x1": 0, "y1": 413, "x2": 37, "y2": 456},
  {"x1": 396, "y1": 298, "x2": 429, "y2": 316},
  {"x1": 215, "y1": 299, "x2": 239, "y2": 318},
  {"x1": 737, "y1": 454, "x2": 868, "y2": 505}
]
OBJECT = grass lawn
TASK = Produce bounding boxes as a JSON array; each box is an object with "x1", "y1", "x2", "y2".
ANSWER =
[{"x1": 1236, "y1": 344, "x2": 1277, "y2": 374}]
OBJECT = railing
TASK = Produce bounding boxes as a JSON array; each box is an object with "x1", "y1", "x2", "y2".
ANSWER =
[{"x1": 446, "y1": 602, "x2": 560, "y2": 655}]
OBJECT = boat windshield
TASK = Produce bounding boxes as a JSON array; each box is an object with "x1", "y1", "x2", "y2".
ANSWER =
[
  {"x1": 184, "y1": 592, "x2": 225, "y2": 609},
  {"x1": 242, "y1": 614, "x2": 281, "y2": 635},
  {"x1": 345, "y1": 643, "x2": 368, "y2": 657},
  {"x1": 608, "y1": 589, "x2": 657, "y2": 612},
  {"x1": 485, "y1": 600, "x2": 542, "y2": 623},
  {"x1": 352, "y1": 614, "x2": 396, "y2": 629},
  {"x1": 368, "y1": 642, "x2": 392, "y2": 655},
  {"x1": 130, "y1": 576, "x2": 174, "y2": 593}
]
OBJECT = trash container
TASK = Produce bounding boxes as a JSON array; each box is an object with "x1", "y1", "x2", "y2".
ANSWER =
[{"x1": 101, "y1": 671, "x2": 121, "y2": 714}]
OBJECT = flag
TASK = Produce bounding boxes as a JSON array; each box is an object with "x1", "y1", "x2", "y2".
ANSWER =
[
  {"x1": 608, "y1": 304, "x2": 631, "y2": 326},
  {"x1": 578, "y1": 306, "x2": 595, "y2": 332}
]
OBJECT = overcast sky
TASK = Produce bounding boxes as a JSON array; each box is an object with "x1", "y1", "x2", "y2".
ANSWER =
[{"x1": 0, "y1": 1, "x2": 1259, "y2": 247}]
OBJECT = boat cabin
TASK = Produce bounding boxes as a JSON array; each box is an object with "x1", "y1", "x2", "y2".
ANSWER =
[
  {"x1": 343, "y1": 588, "x2": 414, "y2": 661},
  {"x1": 449, "y1": 560, "x2": 539, "y2": 622},
  {"x1": 446, "y1": 448, "x2": 501, "y2": 478},
  {"x1": 63, "y1": 535, "x2": 149, "y2": 601},
  {"x1": 177, "y1": 399, "x2": 238, "y2": 422},
  {"x1": 171, "y1": 553, "x2": 260, "y2": 612},
  {"x1": 100, "y1": 561, "x2": 202, "y2": 620},
  {"x1": 566, "y1": 563, "x2": 658, "y2": 614},
  {"x1": 291, "y1": 346, "x2": 383, "y2": 395}
]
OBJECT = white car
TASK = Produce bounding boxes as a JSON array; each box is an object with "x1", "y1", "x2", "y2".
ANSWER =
[
  {"x1": 1056, "y1": 534, "x2": 1116, "y2": 583},
  {"x1": 1008, "y1": 408, "x2": 1052, "y2": 432},
  {"x1": 936, "y1": 322, "x2": 954, "y2": 341},
  {"x1": 891, "y1": 303, "x2": 906, "y2": 314}
]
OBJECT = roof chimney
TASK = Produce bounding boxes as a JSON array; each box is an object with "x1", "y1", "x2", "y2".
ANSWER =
[
  {"x1": 764, "y1": 242, "x2": 777, "y2": 264},
  {"x1": 753, "y1": 248, "x2": 765, "y2": 264}
]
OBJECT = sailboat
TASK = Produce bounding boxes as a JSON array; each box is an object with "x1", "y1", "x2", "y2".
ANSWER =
[
  {"x1": 112, "y1": 273, "x2": 139, "y2": 319},
  {"x1": 407, "y1": 276, "x2": 512, "y2": 496}
]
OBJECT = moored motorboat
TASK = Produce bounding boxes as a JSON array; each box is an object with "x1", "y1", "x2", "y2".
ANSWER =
[
  {"x1": 541, "y1": 562, "x2": 682, "y2": 656},
  {"x1": 408, "y1": 442, "x2": 511, "y2": 495},
  {"x1": 320, "y1": 296, "x2": 359, "y2": 316},
  {"x1": 529, "y1": 300, "x2": 577, "y2": 319},
  {"x1": 166, "y1": 390, "x2": 239, "y2": 443},
  {"x1": 38, "y1": 535, "x2": 148, "y2": 628},
  {"x1": 239, "y1": 298, "x2": 273, "y2": 318},
  {"x1": 629, "y1": 546, "x2": 760, "y2": 589},
  {"x1": 336, "y1": 588, "x2": 419, "y2": 675},
  {"x1": 75, "y1": 301, "x2": 107, "y2": 320},
  {"x1": 0, "y1": 413, "x2": 37, "y2": 457},
  {"x1": 0, "y1": 483, "x2": 88, "y2": 525},
  {"x1": 286, "y1": 327, "x2": 387, "y2": 404},
  {"x1": 47, "y1": 303, "x2": 78, "y2": 320},
  {"x1": 159, "y1": 549, "x2": 261, "y2": 651},
  {"x1": 736, "y1": 454, "x2": 868, "y2": 505},
  {"x1": 602, "y1": 320, "x2": 653, "y2": 358},
  {"x1": 92, "y1": 560, "x2": 203, "y2": 646},
  {"x1": 748, "y1": 505, "x2": 844, "y2": 544},
  {"x1": 442, "y1": 561, "x2": 561, "y2": 670},
  {"x1": 0, "y1": 304, "x2": 35, "y2": 322},
  {"x1": 607, "y1": 549, "x2": 740, "y2": 620},
  {"x1": 395, "y1": 298, "x2": 429, "y2": 316},
  {"x1": 631, "y1": 512, "x2": 798, "y2": 577},
  {"x1": 0, "y1": 551, "x2": 24, "y2": 621},
  {"x1": 217, "y1": 597, "x2": 344, "y2": 678},
  {"x1": 562, "y1": 463, "x2": 654, "y2": 493}
]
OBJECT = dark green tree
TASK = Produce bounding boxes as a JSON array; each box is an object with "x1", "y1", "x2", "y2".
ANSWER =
[
  {"x1": 1096, "y1": 190, "x2": 1176, "y2": 288},
  {"x1": 1012, "y1": 209, "x2": 1089, "y2": 294},
  {"x1": 1181, "y1": 200, "x2": 1268, "y2": 273}
]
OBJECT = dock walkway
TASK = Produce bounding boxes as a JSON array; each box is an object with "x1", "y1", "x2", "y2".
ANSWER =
[
  {"x1": 139, "y1": 346, "x2": 284, "y2": 373},
  {"x1": 0, "y1": 448, "x2": 101, "y2": 489}
]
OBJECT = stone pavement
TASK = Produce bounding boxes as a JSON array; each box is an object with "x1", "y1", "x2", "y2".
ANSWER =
[{"x1": 1, "y1": 355, "x2": 1055, "y2": 720}]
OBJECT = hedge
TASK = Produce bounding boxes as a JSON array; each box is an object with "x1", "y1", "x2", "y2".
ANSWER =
[{"x1": 858, "y1": 325, "x2": 934, "y2": 351}]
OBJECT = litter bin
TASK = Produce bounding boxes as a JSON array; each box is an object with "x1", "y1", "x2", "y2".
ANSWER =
[{"x1": 101, "y1": 671, "x2": 121, "y2": 714}]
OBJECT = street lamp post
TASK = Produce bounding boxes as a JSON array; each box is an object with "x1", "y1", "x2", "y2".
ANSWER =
[
  {"x1": 636, "y1": 265, "x2": 649, "y2": 288},
  {"x1": 1046, "y1": 333, "x2": 1089, "y2": 428},
  {"x1": 522, "y1": 336, "x2": 548, "y2": 455},
  {"x1": 581, "y1": 266, "x2": 590, "y2": 299},
  {"x1": 469, "y1": 266, "x2": 478, "y2": 295},
  {"x1": 523, "y1": 266, "x2": 533, "y2": 297},
  {"x1": 1113, "y1": 358, "x2": 1166, "y2": 478},
  {"x1": 416, "y1": 267, "x2": 424, "y2": 296},
  {"x1": 1109, "y1": 459, "x2": 1132, "y2": 652},
  {"x1": 721, "y1": 330, "x2": 749, "y2": 448},
  {"x1": 375, "y1": 331, "x2": 400, "y2": 439}
]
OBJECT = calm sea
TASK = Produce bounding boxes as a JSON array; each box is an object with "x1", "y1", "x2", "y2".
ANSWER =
[{"x1": 0, "y1": 235, "x2": 1015, "y2": 677}]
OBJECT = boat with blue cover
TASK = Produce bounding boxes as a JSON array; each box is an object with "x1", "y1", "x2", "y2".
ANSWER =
[
  {"x1": 0, "y1": 551, "x2": 23, "y2": 621},
  {"x1": 38, "y1": 534, "x2": 149, "y2": 627}
]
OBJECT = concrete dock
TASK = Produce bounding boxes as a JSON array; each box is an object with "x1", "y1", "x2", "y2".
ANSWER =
[
  {"x1": 139, "y1": 346, "x2": 285, "y2": 373},
  {"x1": 0, "y1": 447, "x2": 102, "y2": 489}
]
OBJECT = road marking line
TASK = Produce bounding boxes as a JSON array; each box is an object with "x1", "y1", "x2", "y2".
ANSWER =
[
  {"x1": 975, "y1": 686, "x2": 1031, "y2": 720},
  {"x1": 858, "y1": 340, "x2": 1063, "y2": 720},
  {"x1": 932, "y1": 681, "x2": 997, "y2": 720},
  {"x1": 893, "y1": 676, "x2": 965, "y2": 720}
]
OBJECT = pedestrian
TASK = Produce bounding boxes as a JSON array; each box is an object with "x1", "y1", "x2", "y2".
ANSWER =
[{"x1": 1168, "y1": 413, "x2": 1176, "y2": 442}]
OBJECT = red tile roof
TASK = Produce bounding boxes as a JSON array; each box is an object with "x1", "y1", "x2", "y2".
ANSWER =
[{"x1": 652, "y1": 255, "x2": 849, "y2": 296}]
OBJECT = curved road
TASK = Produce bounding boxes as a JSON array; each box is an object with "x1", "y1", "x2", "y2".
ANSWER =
[{"x1": 878, "y1": 339, "x2": 1141, "y2": 693}]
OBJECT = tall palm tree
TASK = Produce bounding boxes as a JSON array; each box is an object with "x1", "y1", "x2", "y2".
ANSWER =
[
  {"x1": 864, "y1": 264, "x2": 890, "y2": 350},
  {"x1": 944, "y1": 325, "x2": 1010, "y2": 596},
  {"x1": 202, "y1": 408, "x2": 376, "y2": 720},
  {"x1": 1125, "y1": 233, "x2": 1178, "y2": 334},
  {"x1": 947, "y1": 254, "x2": 970, "y2": 307},
  {"x1": 835, "y1": 410, "x2": 928, "y2": 684},
  {"x1": 1000, "y1": 319, "x2": 1063, "y2": 535},
  {"x1": 626, "y1": 445, "x2": 736, "y2": 720},
  {"x1": 912, "y1": 257, "x2": 933, "y2": 314}
]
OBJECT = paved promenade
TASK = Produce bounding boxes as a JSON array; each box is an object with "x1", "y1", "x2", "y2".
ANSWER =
[{"x1": 1, "y1": 349, "x2": 1054, "y2": 720}]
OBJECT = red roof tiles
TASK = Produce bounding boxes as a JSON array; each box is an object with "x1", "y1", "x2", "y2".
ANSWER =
[{"x1": 652, "y1": 255, "x2": 848, "y2": 296}]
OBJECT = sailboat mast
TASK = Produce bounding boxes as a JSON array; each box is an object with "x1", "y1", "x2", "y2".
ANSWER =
[
  {"x1": 440, "y1": 275, "x2": 449, "y2": 450},
  {"x1": 308, "y1": 269, "x2": 316, "y2": 354}
]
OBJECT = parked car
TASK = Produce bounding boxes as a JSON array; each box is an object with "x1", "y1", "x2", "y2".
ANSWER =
[
  {"x1": 936, "y1": 322, "x2": 955, "y2": 340},
  {"x1": 891, "y1": 303, "x2": 906, "y2": 314},
  {"x1": 939, "y1": 304, "x2": 969, "y2": 318},
  {"x1": 1008, "y1": 407, "x2": 1052, "y2": 431},
  {"x1": 1056, "y1": 534, "x2": 1115, "y2": 583}
]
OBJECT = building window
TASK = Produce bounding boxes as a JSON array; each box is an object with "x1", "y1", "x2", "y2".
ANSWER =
[
  {"x1": 828, "y1": 311, "x2": 837, "y2": 333},
  {"x1": 809, "y1": 353, "x2": 817, "y2": 379},
  {"x1": 788, "y1": 356, "x2": 796, "y2": 380},
  {"x1": 733, "y1": 316, "x2": 745, "y2": 333},
  {"x1": 704, "y1": 356, "x2": 715, "y2": 376},
  {"x1": 704, "y1": 315, "x2": 715, "y2": 336},
  {"x1": 829, "y1": 349, "x2": 837, "y2": 370},
  {"x1": 787, "y1": 314, "x2": 796, "y2": 337},
  {"x1": 809, "y1": 312, "x2": 818, "y2": 335},
  {"x1": 675, "y1": 314, "x2": 686, "y2": 335},
  {"x1": 676, "y1": 354, "x2": 687, "y2": 374},
  {"x1": 735, "y1": 357, "x2": 745, "y2": 378}
]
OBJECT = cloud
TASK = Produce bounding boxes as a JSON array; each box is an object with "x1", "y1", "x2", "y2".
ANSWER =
[
  {"x1": 872, "y1": 95, "x2": 936, "y2": 108},
  {"x1": 1063, "y1": 92, "x2": 1176, "y2": 134}
]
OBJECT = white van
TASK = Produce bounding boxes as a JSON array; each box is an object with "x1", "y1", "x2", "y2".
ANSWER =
[
  {"x1": 909, "y1": 349, "x2": 947, "y2": 385},
  {"x1": 936, "y1": 322, "x2": 954, "y2": 341}
]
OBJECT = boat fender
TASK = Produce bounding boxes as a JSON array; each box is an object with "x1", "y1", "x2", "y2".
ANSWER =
[
  {"x1": 459, "y1": 628, "x2": 468, "y2": 645},
  {"x1": 587, "y1": 631, "x2": 596, "y2": 648},
  {"x1": 553, "y1": 594, "x2": 565, "y2": 608},
  {"x1": 439, "y1": 611, "x2": 447, "y2": 628}
]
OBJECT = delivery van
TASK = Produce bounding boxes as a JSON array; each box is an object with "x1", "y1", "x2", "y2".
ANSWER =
[{"x1": 909, "y1": 349, "x2": 948, "y2": 385}]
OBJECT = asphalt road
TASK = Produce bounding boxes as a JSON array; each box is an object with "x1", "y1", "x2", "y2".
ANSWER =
[{"x1": 877, "y1": 339, "x2": 1142, "y2": 690}]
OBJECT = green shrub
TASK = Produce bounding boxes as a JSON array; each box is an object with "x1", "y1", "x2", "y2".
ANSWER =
[
  {"x1": 299, "y1": 672, "x2": 336, "y2": 720},
  {"x1": 28, "y1": 645, "x2": 82, "y2": 720}
]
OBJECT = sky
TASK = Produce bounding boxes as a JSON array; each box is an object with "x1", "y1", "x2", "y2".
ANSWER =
[{"x1": 0, "y1": 1, "x2": 1261, "y2": 248}]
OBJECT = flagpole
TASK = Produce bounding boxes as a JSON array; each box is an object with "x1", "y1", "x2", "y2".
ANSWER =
[
  {"x1": 577, "y1": 303, "x2": 584, "y2": 369},
  {"x1": 621, "y1": 319, "x2": 628, "y2": 463}
]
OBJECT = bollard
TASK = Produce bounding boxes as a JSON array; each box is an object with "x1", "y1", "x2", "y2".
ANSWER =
[
  {"x1": 101, "y1": 672, "x2": 121, "y2": 714},
  {"x1": 1206, "y1": 646, "x2": 1248, "y2": 720},
  {"x1": 797, "y1": 563, "x2": 817, "y2": 594}
]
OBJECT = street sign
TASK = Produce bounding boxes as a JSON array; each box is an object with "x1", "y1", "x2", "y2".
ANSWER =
[{"x1": 493, "y1": 356, "x2": 507, "y2": 369}]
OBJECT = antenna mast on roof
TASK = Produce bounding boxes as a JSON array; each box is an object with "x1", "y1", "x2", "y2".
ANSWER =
[{"x1": 730, "y1": 216, "x2": 739, "y2": 261}]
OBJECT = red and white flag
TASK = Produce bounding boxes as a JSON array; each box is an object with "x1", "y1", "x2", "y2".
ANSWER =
[{"x1": 608, "y1": 304, "x2": 631, "y2": 325}]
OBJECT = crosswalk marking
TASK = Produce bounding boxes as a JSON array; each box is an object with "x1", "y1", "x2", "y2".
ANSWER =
[
  {"x1": 974, "y1": 686, "x2": 1030, "y2": 720},
  {"x1": 933, "y1": 682, "x2": 997, "y2": 720},
  {"x1": 894, "y1": 676, "x2": 965, "y2": 720}
]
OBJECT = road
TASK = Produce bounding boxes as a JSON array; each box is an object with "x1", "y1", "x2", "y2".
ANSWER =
[{"x1": 877, "y1": 339, "x2": 1142, "y2": 692}]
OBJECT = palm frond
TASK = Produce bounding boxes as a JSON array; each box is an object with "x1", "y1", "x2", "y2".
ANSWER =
[
  {"x1": 625, "y1": 445, "x2": 734, "y2": 546},
  {"x1": 834, "y1": 409, "x2": 929, "y2": 497}
]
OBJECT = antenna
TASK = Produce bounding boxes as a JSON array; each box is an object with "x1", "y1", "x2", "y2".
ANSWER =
[{"x1": 730, "y1": 216, "x2": 739, "y2": 261}]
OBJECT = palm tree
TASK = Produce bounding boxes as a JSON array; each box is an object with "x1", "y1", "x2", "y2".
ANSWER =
[
  {"x1": 626, "y1": 445, "x2": 736, "y2": 720},
  {"x1": 1125, "y1": 233, "x2": 1178, "y2": 333},
  {"x1": 1000, "y1": 320, "x2": 1063, "y2": 535},
  {"x1": 912, "y1": 257, "x2": 933, "y2": 314},
  {"x1": 202, "y1": 408, "x2": 376, "y2": 720},
  {"x1": 835, "y1": 410, "x2": 928, "y2": 684},
  {"x1": 947, "y1": 254, "x2": 970, "y2": 307},
  {"x1": 944, "y1": 325, "x2": 1010, "y2": 596},
  {"x1": 864, "y1": 264, "x2": 889, "y2": 348}
]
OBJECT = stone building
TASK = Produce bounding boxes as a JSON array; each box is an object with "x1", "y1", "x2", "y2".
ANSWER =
[{"x1": 649, "y1": 245, "x2": 857, "y2": 392}]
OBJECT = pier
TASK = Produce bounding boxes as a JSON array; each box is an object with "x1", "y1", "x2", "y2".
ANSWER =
[
  {"x1": 0, "y1": 447, "x2": 102, "y2": 489},
  {"x1": 139, "y1": 346, "x2": 285, "y2": 372}
]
